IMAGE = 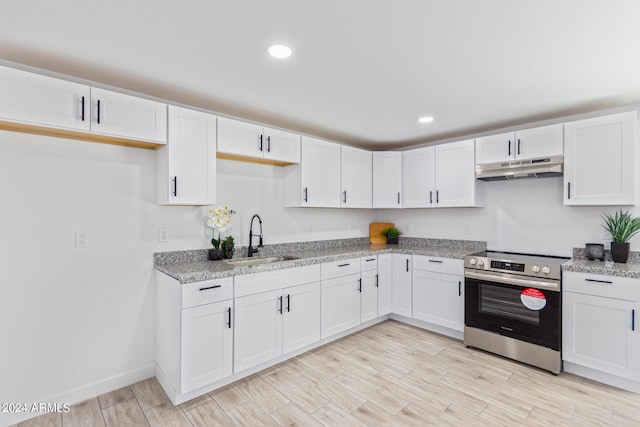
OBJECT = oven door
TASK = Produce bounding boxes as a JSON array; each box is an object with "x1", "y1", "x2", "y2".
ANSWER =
[{"x1": 465, "y1": 270, "x2": 561, "y2": 350}]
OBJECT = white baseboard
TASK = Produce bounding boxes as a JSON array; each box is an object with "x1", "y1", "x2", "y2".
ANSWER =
[{"x1": 0, "y1": 365, "x2": 155, "y2": 427}]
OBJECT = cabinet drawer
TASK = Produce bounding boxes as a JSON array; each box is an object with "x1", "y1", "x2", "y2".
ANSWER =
[
  {"x1": 234, "y1": 264, "x2": 321, "y2": 298},
  {"x1": 182, "y1": 277, "x2": 233, "y2": 308},
  {"x1": 361, "y1": 255, "x2": 378, "y2": 271},
  {"x1": 412, "y1": 255, "x2": 463, "y2": 275},
  {"x1": 321, "y1": 258, "x2": 360, "y2": 280},
  {"x1": 563, "y1": 272, "x2": 640, "y2": 301}
]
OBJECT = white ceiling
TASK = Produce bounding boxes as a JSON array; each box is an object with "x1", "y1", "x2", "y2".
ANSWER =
[{"x1": 1, "y1": 1, "x2": 640, "y2": 149}]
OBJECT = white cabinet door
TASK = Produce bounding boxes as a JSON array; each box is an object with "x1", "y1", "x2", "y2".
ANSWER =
[
  {"x1": 217, "y1": 117, "x2": 263, "y2": 158},
  {"x1": 377, "y1": 253, "x2": 392, "y2": 316},
  {"x1": 341, "y1": 145, "x2": 372, "y2": 208},
  {"x1": 90, "y1": 88, "x2": 167, "y2": 143},
  {"x1": 300, "y1": 137, "x2": 341, "y2": 207},
  {"x1": 263, "y1": 127, "x2": 300, "y2": 163},
  {"x1": 373, "y1": 151, "x2": 403, "y2": 208},
  {"x1": 392, "y1": 254, "x2": 412, "y2": 317},
  {"x1": 181, "y1": 300, "x2": 232, "y2": 393},
  {"x1": 282, "y1": 282, "x2": 321, "y2": 354},
  {"x1": 234, "y1": 290, "x2": 283, "y2": 372},
  {"x1": 0, "y1": 66, "x2": 90, "y2": 131},
  {"x1": 563, "y1": 292, "x2": 640, "y2": 380},
  {"x1": 515, "y1": 124, "x2": 563, "y2": 161},
  {"x1": 475, "y1": 132, "x2": 514, "y2": 164},
  {"x1": 403, "y1": 146, "x2": 435, "y2": 208},
  {"x1": 435, "y1": 139, "x2": 478, "y2": 207},
  {"x1": 158, "y1": 106, "x2": 216, "y2": 205},
  {"x1": 564, "y1": 111, "x2": 636, "y2": 206},
  {"x1": 412, "y1": 270, "x2": 464, "y2": 332},
  {"x1": 360, "y1": 269, "x2": 378, "y2": 323},
  {"x1": 321, "y1": 274, "x2": 361, "y2": 338}
]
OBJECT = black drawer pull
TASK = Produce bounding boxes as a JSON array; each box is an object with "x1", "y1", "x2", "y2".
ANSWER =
[
  {"x1": 338, "y1": 263, "x2": 350, "y2": 267},
  {"x1": 365, "y1": 258, "x2": 376, "y2": 262},
  {"x1": 428, "y1": 260, "x2": 443, "y2": 263},
  {"x1": 199, "y1": 284, "x2": 222, "y2": 291},
  {"x1": 585, "y1": 278, "x2": 613, "y2": 284}
]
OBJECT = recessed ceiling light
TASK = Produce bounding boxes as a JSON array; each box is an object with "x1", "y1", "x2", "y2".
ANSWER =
[
  {"x1": 267, "y1": 44, "x2": 292, "y2": 59},
  {"x1": 418, "y1": 116, "x2": 434, "y2": 123}
]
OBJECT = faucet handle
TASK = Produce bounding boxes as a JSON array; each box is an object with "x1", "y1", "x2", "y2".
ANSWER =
[{"x1": 259, "y1": 236, "x2": 263, "y2": 247}]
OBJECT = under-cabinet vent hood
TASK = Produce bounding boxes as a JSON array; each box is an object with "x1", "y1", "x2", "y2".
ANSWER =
[{"x1": 476, "y1": 155, "x2": 563, "y2": 181}]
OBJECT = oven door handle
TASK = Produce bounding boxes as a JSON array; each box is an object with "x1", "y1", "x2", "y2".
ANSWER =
[{"x1": 464, "y1": 270, "x2": 560, "y2": 292}]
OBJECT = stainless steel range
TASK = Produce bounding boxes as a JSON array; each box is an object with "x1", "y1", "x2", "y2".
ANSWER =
[{"x1": 464, "y1": 251, "x2": 569, "y2": 374}]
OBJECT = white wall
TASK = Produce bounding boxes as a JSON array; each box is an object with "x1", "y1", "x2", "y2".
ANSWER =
[{"x1": 0, "y1": 131, "x2": 376, "y2": 426}]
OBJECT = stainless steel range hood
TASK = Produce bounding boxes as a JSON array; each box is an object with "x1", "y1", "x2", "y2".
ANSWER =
[{"x1": 476, "y1": 155, "x2": 563, "y2": 181}]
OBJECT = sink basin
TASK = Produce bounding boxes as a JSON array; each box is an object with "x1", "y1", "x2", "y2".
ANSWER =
[{"x1": 226, "y1": 256, "x2": 299, "y2": 267}]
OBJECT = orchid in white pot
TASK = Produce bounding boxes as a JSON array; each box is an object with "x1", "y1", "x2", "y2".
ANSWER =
[{"x1": 206, "y1": 205, "x2": 236, "y2": 251}]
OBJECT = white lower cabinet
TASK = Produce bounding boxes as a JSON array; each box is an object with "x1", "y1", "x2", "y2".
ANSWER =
[
  {"x1": 392, "y1": 254, "x2": 412, "y2": 317},
  {"x1": 360, "y1": 267, "x2": 379, "y2": 323},
  {"x1": 233, "y1": 265, "x2": 321, "y2": 373},
  {"x1": 563, "y1": 272, "x2": 640, "y2": 384},
  {"x1": 412, "y1": 256, "x2": 464, "y2": 333},
  {"x1": 377, "y1": 253, "x2": 393, "y2": 316},
  {"x1": 321, "y1": 273, "x2": 361, "y2": 338}
]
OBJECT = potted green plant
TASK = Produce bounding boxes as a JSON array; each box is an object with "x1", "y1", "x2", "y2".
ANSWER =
[
  {"x1": 601, "y1": 209, "x2": 640, "y2": 263},
  {"x1": 221, "y1": 235, "x2": 235, "y2": 259},
  {"x1": 381, "y1": 227, "x2": 403, "y2": 244}
]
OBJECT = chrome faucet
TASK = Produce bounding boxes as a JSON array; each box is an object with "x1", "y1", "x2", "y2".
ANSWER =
[{"x1": 247, "y1": 214, "x2": 263, "y2": 257}]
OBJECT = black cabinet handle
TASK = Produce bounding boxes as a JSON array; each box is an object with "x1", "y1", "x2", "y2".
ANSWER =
[
  {"x1": 458, "y1": 281, "x2": 462, "y2": 297},
  {"x1": 227, "y1": 307, "x2": 232, "y2": 328},
  {"x1": 358, "y1": 278, "x2": 362, "y2": 292},
  {"x1": 172, "y1": 176, "x2": 177, "y2": 197},
  {"x1": 436, "y1": 190, "x2": 439, "y2": 204},
  {"x1": 278, "y1": 295, "x2": 283, "y2": 314},
  {"x1": 567, "y1": 182, "x2": 571, "y2": 200},
  {"x1": 508, "y1": 140, "x2": 511, "y2": 156},
  {"x1": 338, "y1": 263, "x2": 350, "y2": 267},
  {"x1": 303, "y1": 187, "x2": 308, "y2": 202},
  {"x1": 365, "y1": 258, "x2": 376, "y2": 262},
  {"x1": 633, "y1": 309, "x2": 635, "y2": 331},
  {"x1": 428, "y1": 259, "x2": 443, "y2": 263},
  {"x1": 397, "y1": 192, "x2": 400, "y2": 205},
  {"x1": 199, "y1": 284, "x2": 221, "y2": 291},
  {"x1": 343, "y1": 190, "x2": 347, "y2": 204},
  {"x1": 517, "y1": 139, "x2": 521, "y2": 155},
  {"x1": 97, "y1": 99, "x2": 101, "y2": 124},
  {"x1": 266, "y1": 136, "x2": 271, "y2": 152},
  {"x1": 258, "y1": 134, "x2": 263, "y2": 152},
  {"x1": 286, "y1": 294, "x2": 290, "y2": 312},
  {"x1": 585, "y1": 278, "x2": 613, "y2": 284},
  {"x1": 406, "y1": 259, "x2": 409, "y2": 272},
  {"x1": 430, "y1": 190, "x2": 433, "y2": 204},
  {"x1": 375, "y1": 274, "x2": 379, "y2": 287},
  {"x1": 81, "y1": 96, "x2": 85, "y2": 121}
]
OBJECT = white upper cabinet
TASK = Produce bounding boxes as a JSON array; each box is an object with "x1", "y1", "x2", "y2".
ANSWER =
[
  {"x1": 0, "y1": 66, "x2": 91, "y2": 131},
  {"x1": 564, "y1": 111, "x2": 636, "y2": 206},
  {"x1": 283, "y1": 136, "x2": 341, "y2": 207},
  {"x1": 373, "y1": 151, "x2": 403, "y2": 208},
  {"x1": 90, "y1": 88, "x2": 167, "y2": 143},
  {"x1": 0, "y1": 66, "x2": 168, "y2": 145},
  {"x1": 341, "y1": 145, "x2": 372, "y2": 208},
  {"x1": 435, "y1": 139, "x2": 482, "y2": 207},
  {"x1": 403, "y1": 140, "x2": 482, "y2": 208},
  {"x1": 402, "y1": 146, "x2": 435, "y2": 208},
  {"x1": 157, "y1": 106, "x2": 216, "y2": 205},
  {"x1": 476, "y1": 124, "x2": 563, "y2": 164},
  {"x1": 217, "y1": 117, "x2": 300, "y2": 164}
]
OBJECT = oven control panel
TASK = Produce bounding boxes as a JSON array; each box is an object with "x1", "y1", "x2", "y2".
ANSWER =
[{"x1": 464, "y1": 252, "x2": 565, "y2": 280}]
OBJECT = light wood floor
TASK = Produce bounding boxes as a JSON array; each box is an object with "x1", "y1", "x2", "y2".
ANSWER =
[{"x1": 16, "y1": 320, "x2": 640, "y2": 426}]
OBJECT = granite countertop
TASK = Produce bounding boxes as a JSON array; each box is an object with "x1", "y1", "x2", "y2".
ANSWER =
[
  {"x1": 562, "y1": 258, "x2": 640, "y2": 279},
  {"x1": 155, "y1": 238, "x2": 485, "y2": 284}
]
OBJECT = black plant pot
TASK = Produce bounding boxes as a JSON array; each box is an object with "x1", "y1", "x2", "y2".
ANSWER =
[
  {"x1": 611, "y1": 242, "x2": 630, "y2": 263},
  {"x1": 386, "y1": 237, "x2": 399, "y2": 244},
  {"x1": 208, "y1": 249, "x2": 224, "y2": 261}
]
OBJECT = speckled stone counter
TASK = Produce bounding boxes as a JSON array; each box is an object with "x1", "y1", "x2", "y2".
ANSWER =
[
  {"x1": 155, "y1": 237, "x2": 486, "y2": 284},
  {"x1": 562, "y1": 248, "x2": 640, "y2": 278}
]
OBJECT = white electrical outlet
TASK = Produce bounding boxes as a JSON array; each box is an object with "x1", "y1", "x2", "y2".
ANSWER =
[
  {"x1": 464, "y1": 224, "x2": 472, "y2": 235},
  {"x1": 308, "y1": 225, "x2": 313, "y2": 233},
  {"x1": 408, "y1": 223, "x2": 414, "y2": 231},
  {"x1": 159, "y1": 229, "x2": 169, "y2": 242},
  {"x1": 601, "y1": 231, "x2": 610, "y2": 240},
  {"x1": 75, "y1": 231, "x2": 88, "y2": 248}
]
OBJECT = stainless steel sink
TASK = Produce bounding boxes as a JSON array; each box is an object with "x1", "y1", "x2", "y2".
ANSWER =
[{"x1": 226, "y1": 256, "x2": 299, "y2": 267}]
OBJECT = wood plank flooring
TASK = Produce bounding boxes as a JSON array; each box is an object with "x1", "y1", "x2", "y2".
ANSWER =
[{"x1": 15, "y1": 320, "x2": 640, "y2": 426}]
